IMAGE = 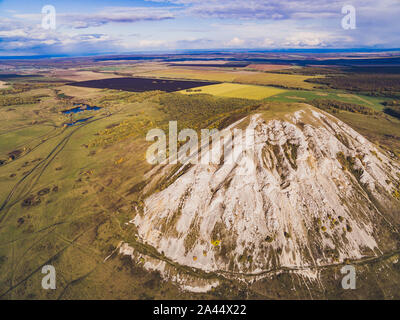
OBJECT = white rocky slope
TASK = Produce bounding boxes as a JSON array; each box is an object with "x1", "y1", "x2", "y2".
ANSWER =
[{"x1": 134, "y1": 106, "x2": 400, "y2": 275}]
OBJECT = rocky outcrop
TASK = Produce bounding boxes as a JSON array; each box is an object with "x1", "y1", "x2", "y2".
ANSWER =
[{"x1": 134, "y1": 106, "x2": 400, "y2": 276}]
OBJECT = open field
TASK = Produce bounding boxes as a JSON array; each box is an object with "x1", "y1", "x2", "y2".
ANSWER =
[
  {"x1": 267, "y1": 89, "x2": 389, "y2": 111},
  {"x1": 167, "y1": 60, "x2": 228, "y2": 66},
  {"x1": 135, "y1": 67, "x2": 318, "y2": 90},
  {"x1": 0, "y1": 81, "x2": 10, "y2": 89},
  {"x1": 69, "y1": 77, "x2": 218, "y2": 92},
  {"x1": 246, "y1": 64, "x2": 293, "y2": 71},
  {"x1": 56, "y1": 85, "x2": 105, "y2": 99},
  {"x1": 135, "y1": 67, "x2": 242, "y2": 82},
  {"x1": 180, "y1": 83, "x2": 285, "y2": 100},
  {"x1": 233, "y1": 72, "x2": 319, "y2": 90},
  {"x1": 168, "y1": 62, "x2": 250, "y2": 68},
  {"x1": 99, "y1": 62, "x2": 169, "y2": 75},
  {"x1": 49, "y1": 70, "x2": 123, "y2": 82}
]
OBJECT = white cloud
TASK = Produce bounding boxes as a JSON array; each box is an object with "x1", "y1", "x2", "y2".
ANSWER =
[
  {"x1": 14, "y1": 7, "x2": 175, "y2": 29},
  {"x1": 1, "y1": 0, "x2": 399, "y2": 55},
  {"x1": 261, "y1": 38, "x2": 275, "y2": 47},
  {"x1": 138, "y1": 39, "x2": 167, "y2": 48},
  {"x1": 284, "y1": 32, "x2": 327, "y2": 47},
  {"x1": 0, "y1": 29, "x2": 27, "y2": 37},
  {"x1": 226, "y1": 37, "x2": 245, "y2": 46}
]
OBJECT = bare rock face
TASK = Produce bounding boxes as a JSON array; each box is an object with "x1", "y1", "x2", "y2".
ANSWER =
[{"x1": 134, "y1": 106, "x2": 400, "y2": 275}]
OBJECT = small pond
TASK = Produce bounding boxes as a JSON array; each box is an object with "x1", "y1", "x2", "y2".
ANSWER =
[{"x1": 62, "y1": 104, "x2": 101, "y2": 114}]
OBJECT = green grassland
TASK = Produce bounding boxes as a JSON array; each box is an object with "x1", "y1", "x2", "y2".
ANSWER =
[
  {"x1": 179, "y1": 83, "x2": 285, "y2": 100},
  {"x1": 333, "y1": 111, "x2": 400, "y2": 156},
  {"x1": 233, "y1": 72, "x2": 318, "y2": 90},
  {"x1": 266, "y1": 89, "x2": 389, "y2": 111}
]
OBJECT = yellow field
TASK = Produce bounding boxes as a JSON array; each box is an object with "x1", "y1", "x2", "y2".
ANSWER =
[
  {"x1": 58, "y1": 85, "x2": 104, "y2": 99},
  {"x1": 51, "y1": 70, "x2": 123, "y2": 81},
  {"x1": 179, "y1": 83, "x2": 286, "y2": 100},
  {"x1": 0, "y1": 81, "x2": 10, "y2": 89},
  {"x1": 137, "y1": 68, "x2": 240, "y2": 82}
]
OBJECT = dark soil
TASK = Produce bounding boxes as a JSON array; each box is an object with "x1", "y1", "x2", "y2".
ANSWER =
[
  {"x1": 8, "y1": 149, "x2": 22, "y2": 160},
  {"x1": 68, "y1": 77, "x2": 218, "y2": 92},
  {"x1": 37, "y1": 188, "x2": 50, "y2": 196},
  {"x1": 21, "y1": 195, "x2": 41, "y2": 207}
]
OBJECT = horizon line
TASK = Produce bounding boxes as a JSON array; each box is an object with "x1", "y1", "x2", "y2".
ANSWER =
[{"x1": 1, "y1": 47, "x2": 400, "y2": 60}]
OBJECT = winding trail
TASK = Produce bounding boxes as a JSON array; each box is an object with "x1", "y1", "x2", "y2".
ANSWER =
[
  {"x1": 0, "y1": 103, "x2": 133, "y2": 297},
  {"x1": 0, "y1": 114, "x2": 110, "y2": 220}
]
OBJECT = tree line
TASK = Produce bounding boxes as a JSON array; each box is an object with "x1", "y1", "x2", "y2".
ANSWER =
[
  {"x1": 310, "y1": 99, "x2": 380, "y2": 116},
  {"x1": 308, "y1": 74, "x2": 400, "y2": 98}
]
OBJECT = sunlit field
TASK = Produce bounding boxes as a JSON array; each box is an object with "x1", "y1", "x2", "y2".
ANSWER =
[{"x1": 180, "y1": 83, "x2": 286, "y2": 100}]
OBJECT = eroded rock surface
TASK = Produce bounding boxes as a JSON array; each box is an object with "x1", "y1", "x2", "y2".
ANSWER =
[{"x1": 134, "y1": 107, "x2": 400, "y2": 275}]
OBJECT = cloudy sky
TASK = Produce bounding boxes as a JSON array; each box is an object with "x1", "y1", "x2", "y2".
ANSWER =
[{"x1": 0, "y1": 0, "x2": 399, "y2": 56}]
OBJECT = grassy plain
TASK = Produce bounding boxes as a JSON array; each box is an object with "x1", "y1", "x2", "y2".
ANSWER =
[
  {"x1": 136, "y1": 67, "x2": 240, "y2": 82},
  {"x1": 51, "y1": 70, "x2": 123, "y2": 82},
  {"x1": 267, "y1": 89, "x2": 389, "y2": 111},
  {"x1": 245, "y1": 64, "x2": 292, "y2": 71},
  {"x1": 234, "y1": 72, "x2": 317, "y2": 89}
]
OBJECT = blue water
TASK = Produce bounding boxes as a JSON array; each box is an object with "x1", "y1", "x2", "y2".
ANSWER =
[
  {"x1": 66, "y1": 117, "x2": 94, "y2": 126},
  {"x1": 62, "y1": 104, "x2": 101, "y2": 114}
]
